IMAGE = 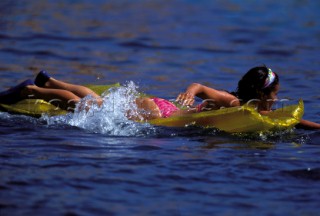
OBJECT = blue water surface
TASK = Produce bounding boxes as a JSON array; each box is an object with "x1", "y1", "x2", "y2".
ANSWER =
[{"x1": 1, "y1": 0, "x2": 320, "y2": 215}]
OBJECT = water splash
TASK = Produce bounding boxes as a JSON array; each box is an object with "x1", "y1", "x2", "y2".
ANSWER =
[{"x1": 42, "y1": 82, "x2": 156, "y2": 136}]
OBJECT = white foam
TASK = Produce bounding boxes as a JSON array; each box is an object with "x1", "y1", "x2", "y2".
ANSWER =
[{"x1": 42, "y1": 82, "x2": 155, "y2": 136}]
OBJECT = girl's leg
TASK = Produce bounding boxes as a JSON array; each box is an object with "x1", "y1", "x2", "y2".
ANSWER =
[
  {"x1": 43, "y1": 77, "x2": 100, "y2": 99},
  {"x1": 23, "y1": 85, "x2": 81, "y2": 111}
]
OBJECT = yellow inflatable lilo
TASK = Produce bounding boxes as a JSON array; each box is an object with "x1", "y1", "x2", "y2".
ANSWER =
[{"x1": 0, "y1": 84, "x2": 304, "y2": 133}]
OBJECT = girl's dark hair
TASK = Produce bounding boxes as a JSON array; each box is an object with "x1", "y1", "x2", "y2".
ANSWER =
[{"x1": 233, "y1": 66, "x2": 279, "y2": 103}]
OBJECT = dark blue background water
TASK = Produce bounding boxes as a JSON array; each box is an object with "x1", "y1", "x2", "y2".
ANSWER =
[{"x1": 1, "y1": 0, "x2": 320, "y2": 215}]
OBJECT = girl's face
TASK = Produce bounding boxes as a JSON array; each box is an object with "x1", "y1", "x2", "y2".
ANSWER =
[
  {"x1": 260, "y1": 84, "x2": 280, "y2": 111},
  {"x1": 268, "y1": 84, "x2": 280, "y2": 101}
]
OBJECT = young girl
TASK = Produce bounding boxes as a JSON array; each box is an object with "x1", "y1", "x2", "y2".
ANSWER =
[
  {"x1": 0, "y1": 66, "x2": 319, "y2": 129},
  {"x1": 176, "y1": 66, "x2": 320, "y2": 130}
]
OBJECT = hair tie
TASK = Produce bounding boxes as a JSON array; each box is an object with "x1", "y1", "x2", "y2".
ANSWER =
[{"x1": 263, "y1": 68, "x2": 276, "y2": 89}]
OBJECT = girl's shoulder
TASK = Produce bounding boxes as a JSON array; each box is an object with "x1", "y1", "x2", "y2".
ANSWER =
[{"x1": 211, "y1": 89, "x2": 240, "y2": 107}]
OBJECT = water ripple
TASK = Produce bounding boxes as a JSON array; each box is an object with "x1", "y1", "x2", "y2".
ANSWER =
[
  {"x1": 131, "y1": 145, "x2": 162, "y2": 151},
  {"x1": 281, "y1": 168, "x2": 320, "y2": 181},
  {"x1": 0, "y1": 33, "x2": 113, "y2": 42},
  {"x1": 1, "y1": 48, "x2": 83, "y2": 61},
  {"x1": 256, "y1": 48, "x2": 295, "y2": 57},
  {"x1": 118, "y1": 40, "x2": 237, "y2": 54}
]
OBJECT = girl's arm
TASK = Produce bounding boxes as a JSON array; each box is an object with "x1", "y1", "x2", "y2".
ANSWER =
[
  {"x1": 295, "y1": 119, "x2": 320, "y2": 130},
  {"x1": 176, "y1": 83, "x2": 239, "y2": 108}
]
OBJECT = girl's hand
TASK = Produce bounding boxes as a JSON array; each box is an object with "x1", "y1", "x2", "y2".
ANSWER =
[{"x1": 176, "y1": 92, "x2": 195, "y2": 106}]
